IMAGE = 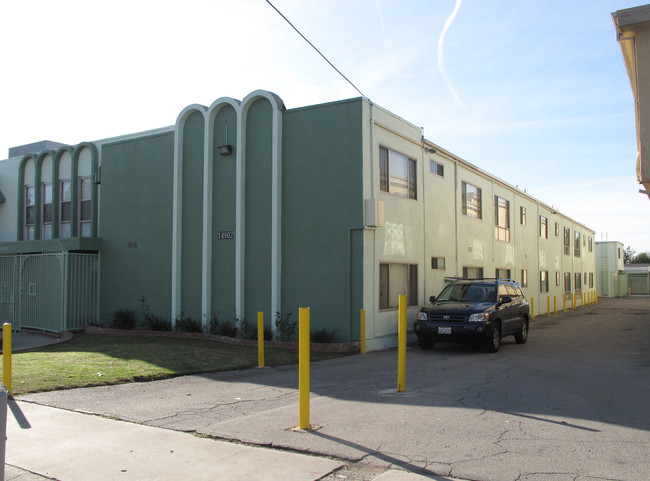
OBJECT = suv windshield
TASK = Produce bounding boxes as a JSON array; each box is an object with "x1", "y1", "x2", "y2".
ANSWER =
[{"x1": 437, "y1": 282, "x2": 497, "y2": 303}]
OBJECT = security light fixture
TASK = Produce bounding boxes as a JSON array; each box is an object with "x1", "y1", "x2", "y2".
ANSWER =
[
  {"x1": 218, "y1": 119, "x2": 233, "y2": 156},
  {"x1": 218, "y1": 145, "x2": 233, "y2": 156},
  {"x1": 424, "y1": 147, "x2": 436, "y2": 154}
]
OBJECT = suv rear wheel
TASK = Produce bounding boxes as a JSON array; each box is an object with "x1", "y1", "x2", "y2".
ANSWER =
[
  {"x1": 486, "y1": 324, "x2": 501, "y2": 353},
  {"x1": 514, "y1": 319, "x2": 529, "y2": 344}
]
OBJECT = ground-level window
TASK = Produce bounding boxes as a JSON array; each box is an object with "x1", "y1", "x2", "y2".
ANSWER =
[
  {"x1": 574, "y1": 272, "x2": 582, "y2": 292},
  {"x1": 564, "y1": 272, "x2": 571, "y2": 297},
  {"x1": 431, "y1": 257, "x2": 445, "y2": 270},
  {"x1": 496, "y1": 268, "x2": 511, "y2": 279},
  {"x1": 42, "y1": 182, "x2": 53, "y2": 240},
  {"x1": 60, "y1": 180, "x2": 71, "y2": 238},
  {"x1": 462, "y1": 266, "x2": 484, "y2": 279},
  {"x1": 494, "y1": 196, "x2": 510, "y2": 242},
  {"x1": 589, "y1": 272, "x2": 594, "y2": 288},
  {"x1": 462, "y1": 181, "x2": 482, "y2": 219},
  {"x1": 379, "y1": 263, "x2": 418, "y2": 309},
  {"x1": 521, "y1": 269, "x2": 528, "y2": 287},
  {"x1": 379, "y1": 146, "x2": 416, "y2": 199},
  {"x1": 24, "y1": 185, "x2": 35, "y2": 240},
  {"x1": 540, "y1": 271, "x2": 549, "y2": 293}
]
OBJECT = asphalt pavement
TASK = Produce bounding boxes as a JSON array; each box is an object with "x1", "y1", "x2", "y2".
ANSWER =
[{"x1": 5, "y1": 296, "x2": 650, "y2": 481}]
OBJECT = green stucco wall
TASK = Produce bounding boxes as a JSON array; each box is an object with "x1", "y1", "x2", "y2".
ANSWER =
[
  {"x1": 99, "y1": 132, "x2": 174, "y2": 324},
  {"x1": 280, "y1": 99, "x2": 364, "y2": 341}
]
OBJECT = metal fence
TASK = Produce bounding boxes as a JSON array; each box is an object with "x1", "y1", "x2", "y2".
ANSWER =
[{"x1": 0, "y1": 253, "x2": 99, "y2": 332}]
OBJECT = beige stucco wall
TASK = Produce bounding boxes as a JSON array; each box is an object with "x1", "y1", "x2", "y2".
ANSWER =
[{"x1": 361, "y1": 99, "x2": 596, "y2": 350}]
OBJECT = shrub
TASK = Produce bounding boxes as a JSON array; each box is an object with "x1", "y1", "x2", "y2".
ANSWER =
[
  {"x1": 274, "y1": 311, "x2": 296, "y2": 342},
  {"x1": 137, "y1": 296, "x2": 172, "y2": 331},
  {"x1": 110, "y1": 308, "x2": 137, "y2": 330},
  {"x1": 148, "y1": 314, "x2": 171, "y2": 331},
  {"x1": 238, "y1": 317, "x2": 273, "y2": 340},
  {"x1": 311, "y1": 328, "x2": 338, "y2": 344},
  {"x1": 175, "y1": 314, "x2": 202, "y2": 333},
  {"x1": 210, "y1": 318, "x2": 238, "y2": 337}
]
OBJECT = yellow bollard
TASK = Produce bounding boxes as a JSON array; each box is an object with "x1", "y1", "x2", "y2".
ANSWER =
[
  {"x1": 554, "y1": 296, "x2": 557, "y2": 314},
  {"x1": 397, "y1": 295, "x2": 407, "y2": 392},
  {"x1": 257, "y1": 312, "x2": 264, "y2": 368},
  {"x1": 298, "y1": 307, "x2": 311, "y2": 430},
  {"x1": 530, "y1": 297, "x2": 534, "y2": 320},
  {"x1": 3, "y1": 323, "x2": 11, "y2": 395},
  {"x1": 547, "y1": 296, "x2": 550, "y2": 316},
  {"x1": 360, "y1": 309, "x2": 366, "y2": 354},
  {"x1": 629, "y1": 287, "x2": 632, "y2": 296}
]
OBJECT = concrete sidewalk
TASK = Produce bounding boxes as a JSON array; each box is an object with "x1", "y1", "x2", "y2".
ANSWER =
[{"x1": 5, "y1": 401, "x2": 439, "y2": 481}]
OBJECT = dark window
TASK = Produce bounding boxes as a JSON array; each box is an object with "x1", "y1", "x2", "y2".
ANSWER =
[
  {"x1": 379, "y1": 146, "x2": 417, "y2": 200},
  {"x1": 431, "y1": 257, "x2": 446, "y2": 270},
  {"x1": 462, "y1": 182, "x2": 482, "y2": 219}
]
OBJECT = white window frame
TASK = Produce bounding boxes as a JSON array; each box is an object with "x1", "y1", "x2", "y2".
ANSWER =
[
  {"x1": 24, "y1": 185, "x2": 35, "y2": 240},
  {"x1": 79, "y1": 176, "x2": 92, "y2": 237},
  {"x1": 60, "y1": 179, "x2": 72, "y2": 238}
]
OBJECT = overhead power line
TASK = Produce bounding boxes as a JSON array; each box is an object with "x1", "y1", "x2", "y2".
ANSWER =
[{"x1": 265, "y1": 0, "x2": 367, "y2": 99}]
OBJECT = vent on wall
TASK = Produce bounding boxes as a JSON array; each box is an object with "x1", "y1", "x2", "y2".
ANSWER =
[{"x1": 365, "y1": 199, "x2": 384, "y2": 227}]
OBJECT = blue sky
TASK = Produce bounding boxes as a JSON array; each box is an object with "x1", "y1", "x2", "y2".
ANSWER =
[{"x1": 2, "y1": 0, "x2": 649, "y2": 252}]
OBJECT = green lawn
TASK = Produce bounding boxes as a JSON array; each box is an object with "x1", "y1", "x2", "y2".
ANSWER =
[{"x1": 2, "y1": 334, "x2": 347, "y2": 396}]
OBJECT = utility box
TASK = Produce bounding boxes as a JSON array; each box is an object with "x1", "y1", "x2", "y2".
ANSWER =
[{"x1": 365, "y1": 199, "x2": 384, "y2": 227}]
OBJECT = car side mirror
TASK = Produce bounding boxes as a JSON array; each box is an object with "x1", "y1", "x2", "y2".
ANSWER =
[
  {"x1": 429, "y1": 296, "x2": 436, "y2": 303},
  {"x1": 500, "y1": 295, "x2": 512, "y2": 305}
]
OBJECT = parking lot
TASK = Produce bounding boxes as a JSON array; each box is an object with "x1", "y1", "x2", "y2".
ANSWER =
[{"x1": 17, "y1": 296, "x2": 650, "y2": 481}]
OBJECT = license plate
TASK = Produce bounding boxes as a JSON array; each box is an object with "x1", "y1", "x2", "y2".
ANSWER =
[{"x1": 438, "y1": 327, "x2": 452, "y2": 335}]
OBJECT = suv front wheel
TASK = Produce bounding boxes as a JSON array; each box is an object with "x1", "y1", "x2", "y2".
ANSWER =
[
  {"x1": 486, "y1": 324, "x2": 501, "y2": 353},
  {"x1": 417, "y1": 335, "x2": 434, "y2": 350}
]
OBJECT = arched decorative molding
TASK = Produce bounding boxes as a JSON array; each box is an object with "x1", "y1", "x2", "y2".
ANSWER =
[
  {"x1": 171, "y1": 91, "x2": 285, "y2": 332},
  {"x1": 201, "y1": 97, "x2": 241, "y2": 328},
  {"x1": 171, "y1": 104, "x2": 208, "y2": 326},
  {"x1": 237, "y1": 90, "x2": 284, "y2": 331}
]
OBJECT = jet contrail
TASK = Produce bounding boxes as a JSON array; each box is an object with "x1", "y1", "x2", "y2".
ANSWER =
[{"x1": 437, "y1": 0, "x2": 465, "y2": 110}]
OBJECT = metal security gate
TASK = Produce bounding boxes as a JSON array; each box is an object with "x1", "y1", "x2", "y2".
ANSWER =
[
  {"x1": 628, "y1": 272, "x2": 650, "y2": 295},
  {"x1": 0, "y1": 253, "x2": 99, "y2": 332},
  {"x1": 0, "y1": 256, "x2": 17, "y2": 328}
]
